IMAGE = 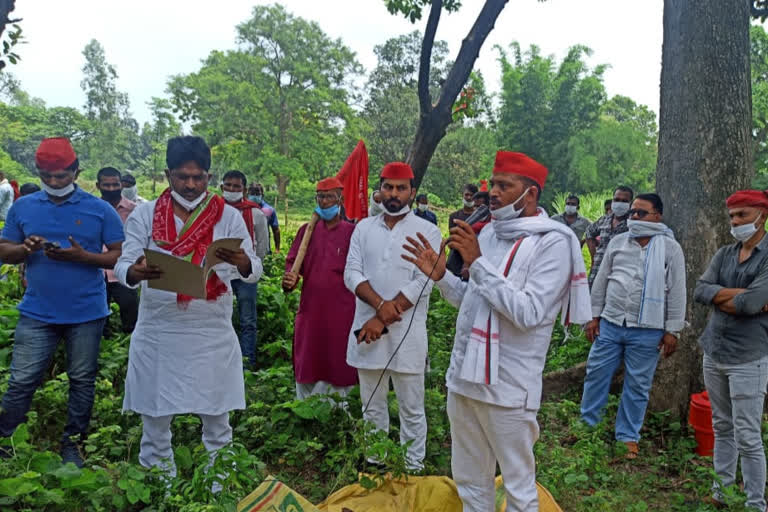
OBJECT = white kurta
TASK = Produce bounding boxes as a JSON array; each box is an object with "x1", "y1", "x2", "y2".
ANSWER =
[
  {"x1": 344, "y1": 212, "x2": 442, "y2": 374},
  {"x1": 436, "y1": 224, "x2": 572, "y2": 410},
  {"x1": 114, "y1": 200, "x2": 262, "y2": 417}
]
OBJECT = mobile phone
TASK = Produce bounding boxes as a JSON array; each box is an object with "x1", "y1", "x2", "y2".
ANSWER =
[
  {"x1": 43, "y1": 241, "x2": 60, "y2": 250},
  {"x1": 354, "y1": 326, "x2": 390, "y2": 338}
]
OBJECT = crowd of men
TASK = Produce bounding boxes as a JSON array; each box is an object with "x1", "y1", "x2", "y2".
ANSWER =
[{"x1": 0, "y1": 136, "x2": 766, "y2": 510}]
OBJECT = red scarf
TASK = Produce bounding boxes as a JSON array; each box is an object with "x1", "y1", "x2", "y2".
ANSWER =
[
  {"x1": 227, "y1": 198, "x2": 260, "y2": 242},
  {"x1": 152, "y1": 188, "x2": 228, "y2": 304}
]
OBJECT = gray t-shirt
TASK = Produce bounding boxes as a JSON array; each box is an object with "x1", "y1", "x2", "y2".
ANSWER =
[
  {"x1": 695, "y1": 234, "x2": 768, "y2": 364},
  {"x1": 551, "y1": 213, "x2": 591, "y2": 241}
]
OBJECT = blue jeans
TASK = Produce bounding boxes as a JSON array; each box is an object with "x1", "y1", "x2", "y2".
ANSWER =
[
  {"x1": 0, "y1": 315, "x2": 105, "y2": 445},
  {"x1": 232, "y1": 279, "x2": 258, "y2": 365},
  {"x1": 703, "y1": 354, "x2": 768, "y2": 510},
  {"x1": 580, "y1": 319, "x2": 663, "y2": 442}
]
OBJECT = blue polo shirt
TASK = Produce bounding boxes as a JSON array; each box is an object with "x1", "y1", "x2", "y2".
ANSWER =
[{"x1": 1, "y1": 186, "x2": 125, "y2": 324}]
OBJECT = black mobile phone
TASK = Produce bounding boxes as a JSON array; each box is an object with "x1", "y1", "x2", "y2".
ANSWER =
[
  {"x1": 354, "y1": 326, "x2": 390, "y2": 338},
  {"x1": 43, "y1": 241, "x2": 60, "y2": 250}
]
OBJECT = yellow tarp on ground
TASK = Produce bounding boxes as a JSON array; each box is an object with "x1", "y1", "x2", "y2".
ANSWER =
[{"x1": 237, "y1": 474, "x2": 563, "y2": 512}]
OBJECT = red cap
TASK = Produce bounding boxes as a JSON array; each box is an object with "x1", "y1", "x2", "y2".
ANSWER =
[
  {"x1": 317, "y1": 177, "x2": 344, "y2": 191},
  {"x1": 35, "y1": 137, "x2": 77, "y2": 171},
  {"x1": 726, "y1": 190, "x2": 768, "y2": 210},
  {"x1": 493, "y1": 151, "x2": 548, "y2": 189},
  {"x1": 381, "y1": 162, "x2": 414, "y2": 180}
]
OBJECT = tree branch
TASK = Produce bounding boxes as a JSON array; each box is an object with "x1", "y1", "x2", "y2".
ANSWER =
[
  {"x1": 434, "y1": 0, "x2": 509, "y2": 116},
  {"x1": 418, "y1": 0, "x2": 442, "y2": 115}
]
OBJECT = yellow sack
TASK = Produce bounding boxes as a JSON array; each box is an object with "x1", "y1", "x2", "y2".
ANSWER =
[
  {"x1": 316, "y1": 474, "x2": 562, "y2": 512},
  {"x1": 238, "y1": 476, "x2": 320, "y2": 512}
]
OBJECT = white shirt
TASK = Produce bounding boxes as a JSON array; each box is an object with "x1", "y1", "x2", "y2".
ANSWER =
[
  {"x1": 0, "y1": 179, "x2": 13, "y2": 220},
  {"x1": 251, "y1": 208, "x2": 270, "y2": 261},
  {"x1": 436, "y1": 225, "x2": 572, "y2": 410},
  {"x1": 344, "y1": 212, "x2": 442, "y2": 374},
  {"x1": 114, "y1": 200, "x2": 262, "y2": 416}
]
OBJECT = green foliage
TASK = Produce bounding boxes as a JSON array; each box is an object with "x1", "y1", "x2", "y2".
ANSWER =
[{"x1": 383, "y1": 0, "x2": 463, "y2": 23}]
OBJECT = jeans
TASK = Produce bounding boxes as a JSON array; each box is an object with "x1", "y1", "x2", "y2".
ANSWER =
[
  {"x1": 580, "y1": 319, "x2": 663, "y2": 442},
  {"x1": 232, "y1": 279, "x2": 258, "y2": 365},
  {"x1": 703, "y1": 354, "x2": 768, "y2": 511},
  {"x1": 0, "y1": 315, "x2": 105, "y2": 445},
  {"x1": 106, "y1": 281, "x2": 139, "y2": 333}
]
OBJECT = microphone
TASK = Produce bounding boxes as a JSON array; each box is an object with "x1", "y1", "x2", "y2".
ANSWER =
[{"x1": 462, "y1": 204, "x2": 490, "y2": 226}]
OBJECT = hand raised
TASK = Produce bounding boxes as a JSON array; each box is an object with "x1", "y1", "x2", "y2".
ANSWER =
[{"x1": 401, "y1": 233, "x2": 448, "y2": 281}]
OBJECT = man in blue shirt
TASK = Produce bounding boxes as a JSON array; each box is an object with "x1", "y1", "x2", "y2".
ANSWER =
[
  {"x1": 413, "y1": 193, "x2": 438, "y2": 225},
  {"x1": 248, "y1": 183, "x2": 281, "y2": 252},
  {"x1": 0, "y1": 137, "x2": 125, "y2": 468}
]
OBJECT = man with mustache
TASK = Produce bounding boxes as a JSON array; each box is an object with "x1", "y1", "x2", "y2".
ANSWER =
[{"x1": 344, "y1": 162, "x2": 442, "y2": 471}]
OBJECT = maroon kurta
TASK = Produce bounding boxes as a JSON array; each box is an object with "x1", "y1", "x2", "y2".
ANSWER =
[{"x1": 286, "y1": 220, "x2": 357, "y2": 387}]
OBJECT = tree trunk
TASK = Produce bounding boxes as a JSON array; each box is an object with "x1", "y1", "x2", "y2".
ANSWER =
[
  {"x1": 651, "y1": 0, "x2": 754, "y2": 418},
  {"x1": 407, "y1": 0, "x2": 509, "y2": 191}
]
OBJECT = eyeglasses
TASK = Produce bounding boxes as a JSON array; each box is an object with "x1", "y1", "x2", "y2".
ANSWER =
[{"x1": 629, "y1": 209, "x2": 654, "y2": 218}]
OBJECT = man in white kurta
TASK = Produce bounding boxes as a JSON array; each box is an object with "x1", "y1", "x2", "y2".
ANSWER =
[
  {"x1": 344, "y1": 162, "x2": 442, "y2": 471},
  {"x1": 114, "y1": 136, "x2": 262, "y2": 479},
  {"x1": 403, "y1": 151, "x2": 591, "y2": 511}
]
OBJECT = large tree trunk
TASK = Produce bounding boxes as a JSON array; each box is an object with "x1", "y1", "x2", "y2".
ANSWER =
[
  {"x1": 406, "y1": 0, "x2": 508, "y2": 191},
  {"x1": 650, "y1": 0, "x2": 754, "y2": 418}
]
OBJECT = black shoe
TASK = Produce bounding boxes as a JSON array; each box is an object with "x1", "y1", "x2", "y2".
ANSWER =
[{"x1": 60, "y1": 443, "x2": 83, "y2": 468}]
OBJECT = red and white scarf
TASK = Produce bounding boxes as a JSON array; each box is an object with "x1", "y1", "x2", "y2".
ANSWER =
[
  {"x1": 227, "y1": 198, "x2": 260, "y2": 242},
  {"x1": 152, "y1": 188, "x2": 228, "y2": 305}
]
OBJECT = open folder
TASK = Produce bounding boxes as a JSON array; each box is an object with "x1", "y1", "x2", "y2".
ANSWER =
[{"x1": 143, "y1": 238, "x2": 243, "y2": 299}]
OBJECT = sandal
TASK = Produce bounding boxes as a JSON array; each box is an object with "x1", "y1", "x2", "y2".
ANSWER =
[{"x1": 623, "y1": 441, "x2": 639, "y2": 460}]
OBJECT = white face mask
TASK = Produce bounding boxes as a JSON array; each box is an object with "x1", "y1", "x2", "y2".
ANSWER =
[
  {"x1": 222, "y1": 190, "x2": 243, "y2": 203},
  {"x1": 417, "y1": 203, "x2": 428, "y2": 212},
  {"x1": 463, "y1": 199, "x2": 475, "y2": 208},
  {"x1": 491, "y1": 187, "x2": 530, "y2": 221},
  {"x1": 731, "y1": 220, "x2": 761, "y2": 242},
  {"x1": 122, "y1": 185, "x2": 137, "y2": 201},
  {"x1": 564, "y1": 205, "x2": 578, "y2": 215},
  {"x1": 611, "y1": 201, "x2": 630, "y2": 217},
  {"x1": 41, "y1": 182, "x2": 75, "y2": 197},
  {"x1": 171, "y1": 190, "x2": 207, "y2": 211}
]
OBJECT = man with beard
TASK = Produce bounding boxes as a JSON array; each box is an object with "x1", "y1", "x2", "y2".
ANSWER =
[
  {"x1": 114, "y1": 136, "x2": 262, "y2": 484},
  {"x1": 402, "y1": 151, "x2": 591, "y2": 511},
  {"x1": 344, "y1": 162, "x2": 442, "y2": 471},
  {"x1": 96, "y1": 167, "x2": 139, "y2": 335}
]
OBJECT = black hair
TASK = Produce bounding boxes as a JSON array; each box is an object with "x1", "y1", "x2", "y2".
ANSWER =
[
  {"x1": 415, "y1": 193, "x2": 428, "y2": 202},
  {"x1": 614, "y1": 185, "x2": 634, "y2": 201},
  {"x1": 604, "y1": 198, "x2": 612, "y2": 207},
  {"x1": 223, "y1": 170, "x2": 247, "y2": 188},
  {"x1": 65, "y1": 159, "x2": 79, "y2": 172},
  {"x1": 121, "y1": 174, "x2": 136, "y2": 186},
  {"x1": 249, "y1": 183, "x2": 263, "y2": 194},
  {"x1": 566, "y1": 194, "x2": 580, "y2": 206},
  {"x1": 97, "y1": 166, "x2": 121, "y2": 182},
  {"x1": 473, "y1": 191, "x2": 490, "y2": 205},
  {"x1": 464, "y1": 183, "x2": 479, "y2": 195},
  {"x1": 380, "y1": 177, "x2": 416, "y2": 188},
  {"x1": 635, "y1": 193, "x2": 664, "y2": 214},
  {"x1": 166, "y1": 136, "x2": 211, "y2": 172},
  {"x1": 19, "y1": 183, "x2": 40, "y2": 196}
]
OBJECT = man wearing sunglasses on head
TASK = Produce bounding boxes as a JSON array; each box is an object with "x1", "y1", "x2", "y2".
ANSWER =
[{"x1": 580, "y1": 193, "x2": 686, "y2": 461}]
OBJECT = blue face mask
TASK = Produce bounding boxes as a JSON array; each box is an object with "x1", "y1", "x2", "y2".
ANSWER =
[
  {"x1": 315, "y1": 204, "x2": 339, "y2": 221},
  {"x1": 248, "y1": 195, "x2": 263, "y2": 204}
]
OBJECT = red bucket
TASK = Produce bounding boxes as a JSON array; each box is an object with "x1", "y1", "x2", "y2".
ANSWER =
[{"x1": 689, "y1": 391, "x2": 714, "y2": 457}]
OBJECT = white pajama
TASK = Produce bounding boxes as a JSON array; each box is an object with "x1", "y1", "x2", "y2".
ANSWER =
[
  {"x1": 448, "y1": 392, "x2": 539, "y2": 512},
  {"x1": 358, "y1": 368, "x2": 426, "y2": 470},
  {"x1": 139, "y1": 412, "x2": 232, "y2": 477},
  {"x1": 295, "y1": 381, "x2": 354, "y2": 400}
]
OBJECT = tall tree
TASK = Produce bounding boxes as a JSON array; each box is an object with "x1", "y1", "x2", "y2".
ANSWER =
[
  {"x1": 170, "y1": 4, "x2": 361, "y2": 201},
  {"x1": 139, "y1": 98, "x2": 181, "y2": 195},
  {"x1": 80, "y1": 39, "x2": 141, "y2": 173},
  {"x1": 386, "y1": 0, "x2": 510, "y2": 190},
  {"x1": 651, "y1": 0, "x2": 754, "y2": 417}
]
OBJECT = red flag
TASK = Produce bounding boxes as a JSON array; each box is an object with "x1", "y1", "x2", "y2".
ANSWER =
[{"x1": 335, "y1": 140, "x2": 369, "y2": 220}]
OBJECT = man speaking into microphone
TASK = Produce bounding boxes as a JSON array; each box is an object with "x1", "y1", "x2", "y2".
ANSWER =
[{"x1": 403, "y1": 151, "x2": 592, "y2": 511}]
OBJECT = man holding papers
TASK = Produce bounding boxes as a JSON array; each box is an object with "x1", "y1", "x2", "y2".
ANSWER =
[{"x1": 114, "y1": 136, "x2": 262, "y2": 484}]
